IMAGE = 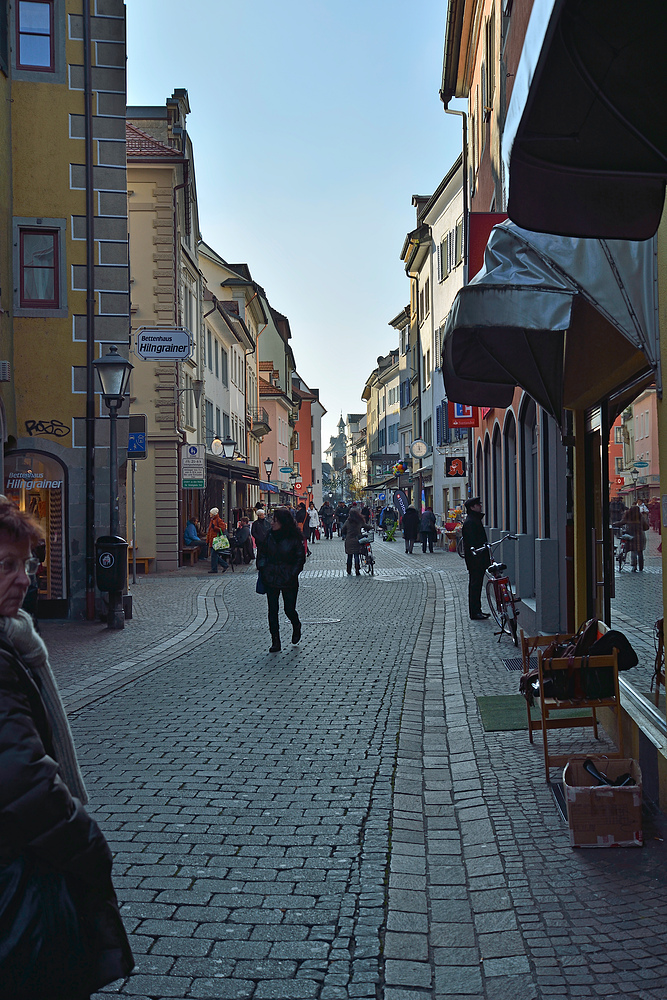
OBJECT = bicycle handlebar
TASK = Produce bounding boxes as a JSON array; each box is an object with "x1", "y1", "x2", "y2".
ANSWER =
[{"x1": 471, "y1": 533, "x2": 517, "y2": 556}]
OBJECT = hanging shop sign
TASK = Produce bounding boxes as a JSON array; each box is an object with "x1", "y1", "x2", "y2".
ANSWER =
[
  {"x1": 181, "y1": 443, "x2": 205, "y2": 489},
  {"x1": 135, "y1": 327, "x2": 191, "y2": 361},
  {"x1": 446, "y1": 457, "x2": 466, "y2": 477},
  {"x1": 448, "y1": 403, "x2": 479, "y2": 428},
  {"x1": 393, "y1": 490, "x2": 409, "y2": 516}
]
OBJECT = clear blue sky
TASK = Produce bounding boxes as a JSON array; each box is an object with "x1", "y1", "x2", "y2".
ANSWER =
[{"x1": 126, "y1": 1, "x2": 464, "y2": 452}]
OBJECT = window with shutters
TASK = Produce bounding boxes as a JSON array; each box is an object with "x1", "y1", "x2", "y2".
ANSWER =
[{"x1": 424, "y1": 277, "x2": 430, "y2": 316}]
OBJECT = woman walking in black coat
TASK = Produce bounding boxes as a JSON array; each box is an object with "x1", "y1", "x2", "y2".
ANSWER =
[
  {"x1": 342, "y1": 507, "x2": 365, "y2": 575},
  {"x1": 401, "y1": 505, "x2": 420, "y2": 554},
  {"x1": 0, "y1": 499, "x2": 134, "y2": 999},
  {"x1": 257, "y1": 507, "x2": 306, "y2": 652}
]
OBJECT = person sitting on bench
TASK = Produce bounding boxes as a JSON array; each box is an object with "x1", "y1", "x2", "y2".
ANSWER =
[{"x1": 183, "y1": 517, "x2": 207, "y2": 559}]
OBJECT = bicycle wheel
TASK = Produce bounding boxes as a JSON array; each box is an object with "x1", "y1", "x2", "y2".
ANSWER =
[
  {"x1": 503, "y1": 588, "x2": 519, "y2": 645},
  {"x1": 485, "y1": 579, "x2": 504, "y2": 630},
  {"x1": 617, "y1": 545, "x2": 626, "y2": 572}
]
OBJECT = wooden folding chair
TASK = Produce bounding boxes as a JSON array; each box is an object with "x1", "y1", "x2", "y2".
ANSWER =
[
  {"x1": 519, "y1": 629, "x2": 573, "y2": 743},
  {"x1": 537, "y1": 648, "x2": 623, "y2": 781}
]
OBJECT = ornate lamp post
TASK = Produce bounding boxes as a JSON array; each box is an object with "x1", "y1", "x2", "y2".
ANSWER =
[
  {"x1": 211, "y1": 434, "x2": 237, "y2": 522},
  {"x1": 92, "y1": 345, "x2": 133, "y2": 629},
  {"x1": 263, "y1": 456, "x2": 274, "y2": 511}
]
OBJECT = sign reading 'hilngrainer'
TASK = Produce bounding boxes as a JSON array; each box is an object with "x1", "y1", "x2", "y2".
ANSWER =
[{"x1": 135, "y1": 327, "x2": 191, "y2": 361}]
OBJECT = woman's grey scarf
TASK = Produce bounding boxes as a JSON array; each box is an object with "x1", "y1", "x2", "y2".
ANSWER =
[{"x1": 2, "y1": 610, "x2": 88, "y2": 804}]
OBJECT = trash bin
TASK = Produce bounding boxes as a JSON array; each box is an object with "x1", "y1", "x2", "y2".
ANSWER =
[{"x1": 95, "y1": 535, "x2": 128, "y2": 593}]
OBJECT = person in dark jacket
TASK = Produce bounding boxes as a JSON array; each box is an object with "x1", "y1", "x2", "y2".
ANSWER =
[
  {"x1": 420, "y1": 507, "x2": 437, "y2": 553},
  {"x1": 319, "y1": 501, "x2": 334, "y2": 539},
  {"x1": 0, "y1": 499, "x2": 134, "y2": 999},
  {"x1": 401, "y1": 505, "x2": 420, "y2": 554},
  {"x1": 257, "y1": 507, "x2": 306, "y2": 652},
  {"x1": 341, "y1": 507, "x2": 365, "y2": 575},
  {"x1": 251, "y1": 508, "x2": 271, "y2": 547},
  {"x1": 620, "y1": 504, "x2": 649, "y2": 571},
  {"x1": 462, "y1": 497, "x2": 491, "y2": 620},
  {"x1": 335, "y1": 501, "x2": 349, "y2": 535}
]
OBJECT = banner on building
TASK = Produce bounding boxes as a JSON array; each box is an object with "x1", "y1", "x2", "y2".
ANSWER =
[
  {"x1": 448, "y1": 402, "x2": 479, "y2": 428},
  {"x1": 445, "y1": 457, "x2": 466, "y2": 477}
]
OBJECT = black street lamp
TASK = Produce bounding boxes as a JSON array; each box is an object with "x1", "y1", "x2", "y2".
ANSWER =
[
  {"x1": 93, "y1": 345, "x2": 133, "y2": 629},
  {"x1": 630, "y1": 466, "x2": 640, "y2": 505},
  {"x1": 211, "y1": 435, "x2": 237, "y2": 521},
  {"x1": 263, "y1": 456, "x2": 274, "y2": 511}
]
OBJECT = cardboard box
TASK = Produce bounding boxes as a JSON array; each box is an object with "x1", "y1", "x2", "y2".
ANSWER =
[{"x1": 563, "y1": 758, "x2": 642, "y2": 848}]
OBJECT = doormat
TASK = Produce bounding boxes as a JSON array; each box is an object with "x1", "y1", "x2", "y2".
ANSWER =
[
  {"x1": 502, "y1": 656, "x2": 537, "y2": 672},
  {"x1": 476, "y1": 695, "x2": 591, "y2": 732}
]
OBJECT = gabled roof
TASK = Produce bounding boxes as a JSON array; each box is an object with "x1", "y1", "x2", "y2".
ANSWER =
[
  {"x1": 126, "y1": 123, "x2": 180, "y2": 160},
  {"x1": 259, "y1": 376, "x2": 283, "y2": 396}
]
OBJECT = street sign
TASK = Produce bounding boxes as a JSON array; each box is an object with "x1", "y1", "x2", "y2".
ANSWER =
[
  {"x1": 295, "y1": 482, "x2": 302, "y2": 491},
  {"x1": 279, "y1": 467, "x2": 293, "y2": 474},
  {"x1": 377, "y1": 492, "x2": 385, "y2": 501},
  {"x1": 135, "y1": 327, "x2": 191, "y2": 361},
  {"x1": 127, "y1": 413, "x2": 147, "y2": 460},
  {"x1": 634, "y1": 461, "x2": 649, "y2": 468},
  {"x1": 181, "y1": 443, "x2": 205, "y2": 489}
]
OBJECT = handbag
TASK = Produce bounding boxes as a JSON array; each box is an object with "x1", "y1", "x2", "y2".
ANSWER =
[
  {"x1": 212, "y1": 533, "x2": 230, "y2": 552},
  {"x1": 255, "y1": 574, "x2": 266, "y2": 594}
]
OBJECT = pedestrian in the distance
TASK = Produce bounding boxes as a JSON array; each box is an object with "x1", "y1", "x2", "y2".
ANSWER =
[
  {"x1": 402, "y1": 504, "x2": 420, "y2": 554},
  {"x1": 206, "y1": 507, "x2": 228, "y2": 574},
  {"x1": 336, "y1": 501, "x2": 349, "y2": 536},
  {"x1": 319, "y1": 500, "x2": 334, "y2": 539},
  {"x1": 420, "y1": 506, "x2": 437, "y2": 554},
  {"x1": 462, "y1": 497, "x2": 491, "y2": 620},
  {"x1": 257, "y1": 507, "x2": 306, "y2": 653},
  {"x1": 0, "y1": 498, "x2": 134, "y2": 998},
  {"x1": 342, "y1": 507, "x2": 365, "y2": 575},
  {"x1": 306, "y1": 501, "x2": 320, "y2": 542},
  {"x1": 361, "y1": 503, "x2": 371, "y2": 523},
  {"x1": 235, "y1": 517, "x2": 254, "y2": 564},
  {"x1": 251, "y1": 508, "x2": 271, "y2": 547},
  {"x1": 620, "y1": 503, "x2": 649, "y2": 572}
]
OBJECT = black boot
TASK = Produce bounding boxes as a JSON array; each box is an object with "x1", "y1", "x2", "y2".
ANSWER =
[
  {"x1": 269, "y1": 635, "x2": 281, "y2": 652},
  {"x1": 292, "y1": 622, "x2": 301, "y2": 645}
]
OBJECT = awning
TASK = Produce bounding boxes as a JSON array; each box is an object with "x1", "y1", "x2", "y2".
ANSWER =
[
  {"x1": 442, "y1": 221, "x2": 658, "y2": 424},
  {"x1": 503, "y1": 0, "x2": 667, "y2": 239},
  {"x1": 259, "y1": 480, "x2": 279, "y2": 493}
]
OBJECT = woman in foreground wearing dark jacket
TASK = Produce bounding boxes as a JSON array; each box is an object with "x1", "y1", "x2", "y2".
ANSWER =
[
  {"x1": 257, "y1": 507, "x2": 306, "y2": 653},
  {"x1": 0, "y1": 499, "x2": 134, "y2": 999}
]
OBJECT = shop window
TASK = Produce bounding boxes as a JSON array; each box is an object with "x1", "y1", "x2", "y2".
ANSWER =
[
  {"x1": 16, "y1": 0, "x2": 54, "y2": 71},
  {"x1": 20, "y1": 228, "x2": 58, "y2": 307},
  {"x1": 4, "y1": 451, "x2": 67, "y2": 601}
]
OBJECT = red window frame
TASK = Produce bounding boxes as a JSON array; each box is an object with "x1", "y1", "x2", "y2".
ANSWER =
[
  {"x1": 19, "y1": 228, "x2": 59, "y2": 309},
  {"x1": 16, "y1": 0, "x2": 54, "y2": 72}
]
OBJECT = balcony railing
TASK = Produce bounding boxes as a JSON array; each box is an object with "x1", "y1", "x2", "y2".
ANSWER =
[{"x1": 248, "y1": 407, "x2": 271, "y2": 436}]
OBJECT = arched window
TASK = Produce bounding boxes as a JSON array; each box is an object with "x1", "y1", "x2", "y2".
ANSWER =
[
  {"x1": 520, "y1": 397, "x2": 538, "y2": 536},
  {"x1": 503, "y1": 412, "x2": 517, "y2": 533},
  {"x1": 492, "y1": 425, "x2": 502, "y2": 528},
  {"x1": 476, "y1": 439, "x2": 483, "y2": 505}
]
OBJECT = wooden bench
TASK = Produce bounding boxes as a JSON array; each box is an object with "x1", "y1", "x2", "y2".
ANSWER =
[
  {"x1": 180, "y1": 545, "x2": 205, "y2": 567},
  {"x1": 128, "y1": 547, "x2": 155, "y2": 574}
]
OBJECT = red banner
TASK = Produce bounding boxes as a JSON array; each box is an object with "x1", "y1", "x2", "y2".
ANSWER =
[
  {"x1": 468, "y1": 212, "x2": 508, "y2": 280},
  {"x1": 448, "y1": 402, "x2": 479, "y2": 428}
]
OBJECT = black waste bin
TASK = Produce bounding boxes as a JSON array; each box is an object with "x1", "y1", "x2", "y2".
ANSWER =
[{"x1": 96, "y1": 535, "x2": 128, "y2": 593}]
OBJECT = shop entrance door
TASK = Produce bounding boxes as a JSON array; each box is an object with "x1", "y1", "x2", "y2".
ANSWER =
[{"x1": 584, "y1": 406, "x2": 612, "y2": 624}]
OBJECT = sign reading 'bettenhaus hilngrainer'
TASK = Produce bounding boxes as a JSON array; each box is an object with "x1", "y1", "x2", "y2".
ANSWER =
[{"x1": 135, "y1": 327, "x2": 191, "y2": 361}]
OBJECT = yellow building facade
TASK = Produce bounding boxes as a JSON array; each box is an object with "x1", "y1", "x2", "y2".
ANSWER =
[{"x1": 1, "y1": 0, "x2": 129, "y2": 618}]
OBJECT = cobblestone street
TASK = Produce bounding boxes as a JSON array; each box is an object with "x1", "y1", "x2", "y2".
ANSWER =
[{"x1": 44, "y1": 537, "x2": 667, "y2": 999}]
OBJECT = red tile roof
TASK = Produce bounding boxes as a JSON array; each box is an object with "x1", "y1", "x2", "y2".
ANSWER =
[
  {"x1": 126, "y1": 123, "x2": 179, "y2": 159},
  {"x1": 259, "y1": 376, "x2": 283, "y2": 396}
]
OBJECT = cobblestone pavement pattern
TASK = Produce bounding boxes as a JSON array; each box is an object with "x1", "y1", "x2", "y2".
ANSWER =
[{"x1": 41, "y1": 536, "x2": 667, "y2": 999}]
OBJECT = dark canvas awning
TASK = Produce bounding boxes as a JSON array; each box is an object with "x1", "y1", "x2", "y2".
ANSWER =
[
  {"x1": 442, "y1": 222, "x2": 658, "y2": 424},
  {"x1": 503, "y1": 0, "x2": 667, "y2": 239}
]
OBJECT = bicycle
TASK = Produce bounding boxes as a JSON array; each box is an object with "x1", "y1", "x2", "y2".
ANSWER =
[
  {"x1": 472, "y1": 533, "x2": 519, "y2": 645},
  {"x1": 616, "y1": 532, "x2": 632, "y2": 572},
  {"x1": 359, "y1": 531, "x2": 375, "y2": 575}
]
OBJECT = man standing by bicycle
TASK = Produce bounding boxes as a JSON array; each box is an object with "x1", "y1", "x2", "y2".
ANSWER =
[{"x1": 462, "y1": 497, "x2": 491, "y2": 620}]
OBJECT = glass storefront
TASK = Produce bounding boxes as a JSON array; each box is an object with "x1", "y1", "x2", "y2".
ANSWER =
[{"x1": 4, "y1": 451, "x2": 67, "y2": 602}]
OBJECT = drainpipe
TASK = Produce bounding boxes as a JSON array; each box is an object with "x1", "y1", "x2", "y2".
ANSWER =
[
  {"x1": 83, "y1": 0, "x2": 96, "y2": 619},
  {"x1": 444, "y1": 108, "x2": 471, "y2": 494}
]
